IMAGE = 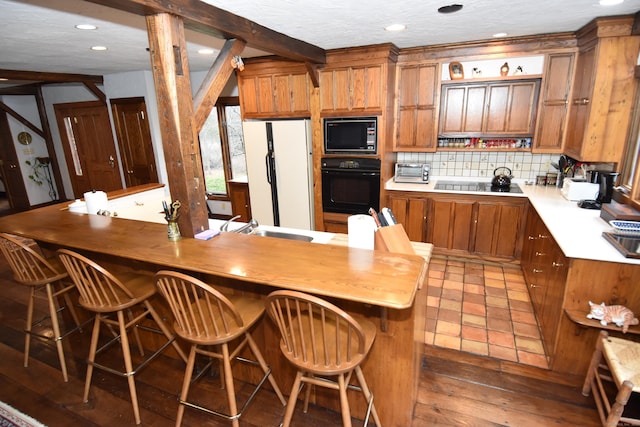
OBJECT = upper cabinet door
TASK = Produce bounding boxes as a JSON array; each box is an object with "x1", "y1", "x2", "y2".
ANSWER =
[
  {"x1": 237, "y1": 60, "x2": 311, "y2": 119},
  {"x1": 533, "y1": 52, "x2": 575, "y2": 153},
  {"x1": 394, "y1": 63, "x2": 439, "y2": 152},
  {"x1": 439, "y1": 80, "x2": 539, "y2": 137},
  {"x1": 319, "y1": 65, "x2": 384, "y2": 114}
]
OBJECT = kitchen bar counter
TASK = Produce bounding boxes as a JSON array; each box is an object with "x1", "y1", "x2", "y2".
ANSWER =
[
  {"x1": 387, "y1": 177, "x2": 640, "y2": 265},
  {"x1": 0, "y1": 194, "x2": 428, "y2": 427}
]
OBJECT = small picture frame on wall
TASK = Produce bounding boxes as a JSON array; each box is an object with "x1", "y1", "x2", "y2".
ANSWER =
[{"x1": 449, "y1": 62, "x2": 464, "y2": 80}]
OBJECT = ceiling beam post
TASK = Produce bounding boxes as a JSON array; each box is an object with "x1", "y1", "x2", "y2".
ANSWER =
[{"x1": 146, "y1": 12, "x2": 209, "y2": 238}]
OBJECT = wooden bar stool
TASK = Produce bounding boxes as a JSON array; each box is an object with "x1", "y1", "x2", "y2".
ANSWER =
[
  {"x1": 265, "y1": 290, "x2": 381, "y2": 427},
  {"x1": 582, "y1": 330, "x2": 640, "y2": 427},
  {"x1": 57, "y1": 249, "x2": 188, "y2": 425},
  {"x1": 0, "y1": 233, "x2": 83, "y2": 382},
  {"x1": 155, "y1": 270, "x2": 286, "y2": 427}
]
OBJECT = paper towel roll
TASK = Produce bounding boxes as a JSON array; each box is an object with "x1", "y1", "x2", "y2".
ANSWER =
[
  {"x1": 348, "y1": 214, "x2": 376, "y2": 250},
  {"x1": 84, "y1": 190, "x2": 109, "y2": 215}
]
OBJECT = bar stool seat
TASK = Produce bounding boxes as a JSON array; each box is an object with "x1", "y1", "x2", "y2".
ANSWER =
[
  {"x1": 265, "y1": 290, "x2": 381, "y2": 427},
  {"x1": 155, "y1": 270, "x2": 286, "y2": 427},
  {"x1": 582, "y1": 330, "x2": 640, "y2": 427},
  {"x1": 57, "y1": 249, "x2": 187, "y2": 425},
  {"x1": 0, "y1": 233, "x2": 83, "y2": 382}
]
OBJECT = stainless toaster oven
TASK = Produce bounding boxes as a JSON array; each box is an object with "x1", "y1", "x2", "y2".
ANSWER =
[{"x1": 394, "y1": 163, "x2": 430, "y2": 183}]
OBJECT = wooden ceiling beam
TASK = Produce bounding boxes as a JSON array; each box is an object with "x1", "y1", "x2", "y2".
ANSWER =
[
  {"x1": 0, "y1": 69, "x2": 103, "y2": 84},
  {"x1": 85, "y1": 0, "x2": 326, "y2": 64}
]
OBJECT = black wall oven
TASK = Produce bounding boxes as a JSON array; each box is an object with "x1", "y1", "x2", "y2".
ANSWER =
[{"x1": 321, "y1": 157, "x2": 381, "y2": 214}]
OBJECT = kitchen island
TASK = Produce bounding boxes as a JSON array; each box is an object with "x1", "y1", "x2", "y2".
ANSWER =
[{"x1": 0, "y1": 190, "x2": 430, "y2": 427}]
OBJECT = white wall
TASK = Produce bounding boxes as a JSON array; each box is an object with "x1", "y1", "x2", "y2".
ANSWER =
[{"x1": 0, "y1": 95, "x2": 50, "y2": 204}]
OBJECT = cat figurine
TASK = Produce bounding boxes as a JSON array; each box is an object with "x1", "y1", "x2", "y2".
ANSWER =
[{"x1": 587, "y1": 301, "x2": 639, "y2": 333}]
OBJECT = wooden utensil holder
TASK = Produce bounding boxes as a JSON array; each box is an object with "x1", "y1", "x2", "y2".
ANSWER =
[{"x1": 374, "y1": 224, "x2": 415, "y2": 255}]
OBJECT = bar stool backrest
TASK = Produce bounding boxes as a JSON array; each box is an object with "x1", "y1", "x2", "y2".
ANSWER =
[
  {"x1": 0, "y1": 233, "x2": 66, "y2": 285},
  {"x1": 265, "y1": 290, "x2": 367, "y2": 375},
  {"x1": 155, "y1": 270, "x2": 245, "y2": 343},
  {"x1": 57, "y1": 249, "x2": 135, "y2": 310}
]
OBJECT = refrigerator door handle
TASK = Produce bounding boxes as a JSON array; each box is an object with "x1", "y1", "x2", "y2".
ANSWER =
[{"x1": 265, "y1": 152, "x2": 272, "y2": 184}]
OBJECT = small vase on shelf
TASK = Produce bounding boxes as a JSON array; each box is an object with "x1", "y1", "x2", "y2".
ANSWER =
[{"x1": 500, "y1": 62, "x2": 509, "y2": 77}]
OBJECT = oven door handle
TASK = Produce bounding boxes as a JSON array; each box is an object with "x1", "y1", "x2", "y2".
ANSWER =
[{"x1": 321, "y1": 168, "x2": 380, "y2": 176}]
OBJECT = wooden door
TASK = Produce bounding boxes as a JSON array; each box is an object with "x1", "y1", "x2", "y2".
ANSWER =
[
  {"x1": 54, "y1": 101, "x2": 123, "y2": 196},
  {"x1": 388, "y1": 193, "x2": 427, "y2": 242},
  {"x1": 0, "y1": 112, "x2": 30, "y2": 212},
  {"x1": 427, "y1": 197, "x2": 474, "y2": 252},
  {"x1": 110, "y1": 97, "x2": 159, "y2": 187}
]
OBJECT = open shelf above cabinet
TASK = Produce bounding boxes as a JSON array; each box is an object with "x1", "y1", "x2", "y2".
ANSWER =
[{"x1": 441, "y1": 74, "x2": 543, "y2": 85}]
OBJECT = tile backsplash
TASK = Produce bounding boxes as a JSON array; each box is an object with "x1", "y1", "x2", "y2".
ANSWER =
[{"x1": 397, "y1": 151, "x2": 561, "y2": 180}]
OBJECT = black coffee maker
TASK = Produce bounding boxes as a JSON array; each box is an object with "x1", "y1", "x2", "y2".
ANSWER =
[{"x1": 597, "y1": 172, "x2": 619, "y2": 204}]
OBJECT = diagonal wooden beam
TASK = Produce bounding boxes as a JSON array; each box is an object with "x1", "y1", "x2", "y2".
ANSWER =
[
  {"x1": 85, "y1": 0, "x2": 326, "y2": 64},
  {"x1": 0, "y1": 101, "x2": 45, "y2": 138},
  {"x1": 192, "y1": 38, "x2": 246, "y2": 132}
]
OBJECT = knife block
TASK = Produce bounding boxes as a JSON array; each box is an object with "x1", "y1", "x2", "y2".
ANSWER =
[{"x1": 374, "y1": 224, "x2": 415, "y2": 255}]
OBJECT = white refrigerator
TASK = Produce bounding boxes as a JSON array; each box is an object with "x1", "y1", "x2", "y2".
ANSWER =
[{"x1": 242, "y1": 119, "x2": 314, "y2": 230}]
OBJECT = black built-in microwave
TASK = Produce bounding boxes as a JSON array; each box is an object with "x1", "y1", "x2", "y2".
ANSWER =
[{"x1": 323, "y1": 117, "x2": 377, "y2": 154}]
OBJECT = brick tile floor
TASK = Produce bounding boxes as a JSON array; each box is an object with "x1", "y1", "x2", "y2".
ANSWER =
[{"x1": 425, "y1": 256, "x2": 549, "y2": 369}]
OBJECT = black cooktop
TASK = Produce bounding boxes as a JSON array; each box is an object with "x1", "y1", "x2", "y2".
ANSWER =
[{"x1": 434, "y1": 180, "x2": 523, "y2": 193}]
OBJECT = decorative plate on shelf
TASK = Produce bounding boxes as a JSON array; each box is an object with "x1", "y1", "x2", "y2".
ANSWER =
[{"x1": 609, "y1": 220, "x2": 640, "y2": 236}]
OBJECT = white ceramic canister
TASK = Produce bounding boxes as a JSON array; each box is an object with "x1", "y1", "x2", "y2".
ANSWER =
[{"x1": 68, "y1": 199, "x2": 87, "y2": 214}]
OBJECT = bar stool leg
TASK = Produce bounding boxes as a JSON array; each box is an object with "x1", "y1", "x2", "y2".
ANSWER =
[
  {"x1": 606, "y1": 380, "x2": 633, "y2": 427},
  {"x1": 117, "y1": 310, "x2": 141, "y2": 425},
  {"x1": 582, "y1": 330, "x2": 606, "y2": 397},
  {"x1": 245, "y1": 333, "x2": 286, "y2": 405},
  {"x1": 23, "y1": 287, "x2": 36, "y2": 368},
  {"x1": 176, "y1": 346, "x2": 197, "y2": 427},
  {"x1": 221, "y1": 343, "x2": 239, "y2": 427},
  {"x1": 354, "y1": 366, "x2": 381, "y2": 427},
  {"x1": 84, "y1": 315, "x2": 102, "y2": 403},
  {"x1": 282, "y1": 371, "x2": 304, "y2": 427},
  {"x1": 46, "y1": 283, "x2": 69, "y2": 382},
  {"x1": 338, "y1": 374, "x2": 353, "y2": 427}
]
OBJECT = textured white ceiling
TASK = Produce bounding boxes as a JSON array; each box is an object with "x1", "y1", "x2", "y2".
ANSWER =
[{"x1": 0, "y1": 0, "x2": 638, "y2": 82}]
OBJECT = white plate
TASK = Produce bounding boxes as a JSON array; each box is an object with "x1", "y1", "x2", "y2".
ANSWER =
[{"x1": 609, "y1": 220, "x2": 640, "y2": 236}]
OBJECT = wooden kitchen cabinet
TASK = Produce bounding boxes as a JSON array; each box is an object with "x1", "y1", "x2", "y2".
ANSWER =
[
  {"x1": 227, "y1": 180, "x2": 251, "y2": 222},
  {"x1": 521, "y1": 206, "x2": 567, "y2": 362},
  {"x1": 318, "y1": 44, "x2": 398, "y2": 116},
  {"x1": 532, "y1": 53, "x2": 575, "y2": 153},
  {"x1": 393, "y1": 63, "x2": 439, "y2": 151},
  {"x1": 439, "y1": 79, "x2": 540, "y2": 137},
  {"x1": 421, "y1": 192, "x2": 527, "y2": 261},
  {"x1": 387, "y1": 192, "x2": 428, "y2": 242},
  {"x1": 237, "y1": 59, "x2": 311, "y2": 119},
  {"x1": 563, "y1": 17, "x2": 640, "y2": 163},
  {"x1": 472, "y1": 197, "x2": 527, "y2": 259},
  {"x1": 319, "y1": 65, "x2": 383, "y2": 113}
]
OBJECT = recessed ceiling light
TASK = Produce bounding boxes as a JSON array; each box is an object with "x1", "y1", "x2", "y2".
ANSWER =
[
  {"x1": 438, "y1": 4, "x2": 463, "y2": 14},
  {"x1": 385, "y1": 24, "x2": 406, "y2": 32},
  {"x1": 493, "y1": 32, "x2": 508, "y2": 38},
  {"x1": 90, "y1": 46, "x2": 107, "y2": 51},
  {"x1": 197, "y1": 48, "x2": 215, "y2": 55},
  {"x1": 75, "y1": 24, "x2": 97, "y2": 30},
  {"x1": 599, "y1": 0, "x2": 623, "y2": 5}
]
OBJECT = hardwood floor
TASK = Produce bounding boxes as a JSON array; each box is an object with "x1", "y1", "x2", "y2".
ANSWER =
[{"x1": 0, "y1": 255, "x2": 602, "y2": 426}]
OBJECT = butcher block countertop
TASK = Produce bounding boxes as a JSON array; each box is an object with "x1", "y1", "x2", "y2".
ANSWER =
[{"x1": 0, "y1": 205, "x2": 428, "y2": 310}]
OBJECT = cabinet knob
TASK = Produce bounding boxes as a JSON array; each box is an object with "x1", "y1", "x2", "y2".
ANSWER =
[
  {"x1": 538, "y1": 234, "x2": 549, "y2": 239},
  {"x1": 530, "y1": 283, "x2": 538, "y2": 288},
  {"x1": 532, "y1": 268, "x2": 543, "y2": 273},
  {"x1": 535, "y1": 251, "x2": 545, "y2": 257},
  {"x1": 573, "y1": 98, "x2": 590, "y2": 105},
  {"x1": 552, "y1": 261, "x2": 564, "y2": 268}
]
